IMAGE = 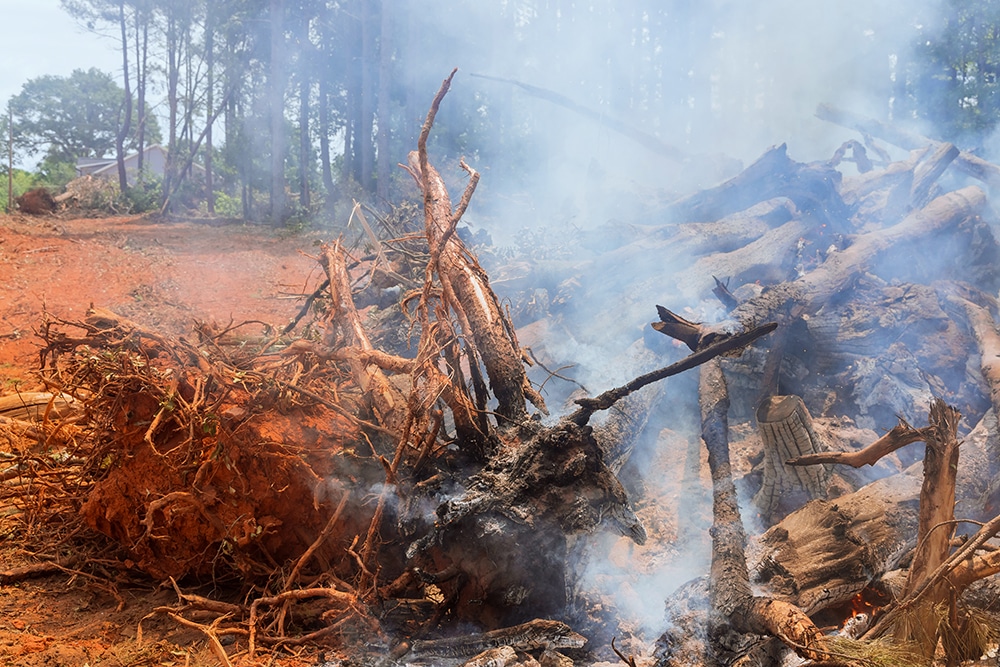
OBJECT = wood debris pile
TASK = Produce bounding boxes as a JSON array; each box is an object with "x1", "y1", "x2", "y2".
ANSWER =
[
  {"x1": 1, "y1": 71, "x2": 664, "y2": 666},
  {"x1": 6, "y1": 77, "x2": 1000, "y2": 667}
]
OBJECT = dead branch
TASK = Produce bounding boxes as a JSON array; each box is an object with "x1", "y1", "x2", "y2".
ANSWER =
[
  {"x1": 0, "y1": 556, "x2": 80, "y2": 584},
  {"x1": 471, "y1": 72, "x2": 688, "y2": 161},
  {"x1": 283, "y1": 490, "x2": 351, "y2": 592},
  {"x1": 166, "y1": 611, "x2": 234, "y2": 667},
  {"x1": 248, "y1": 587, "x2": 359, "y2": 658},
  {"x1": 787, "y1": 417, "x2": 929, "y2": 468},
  {"x1": 569, "y1": 319, "x2": 778, "y2": 426}
]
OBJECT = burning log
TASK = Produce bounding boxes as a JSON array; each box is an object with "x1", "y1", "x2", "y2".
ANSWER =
[
  {"x1": 784, "y1": 395, "x2": 1000, "y2": 661},
  {"x1": 728, "y1": 185, "x2": 988, "y2": 329},
  {"x1": 910, "y1": 142, "x2": 959, "y2": 208},
  {"x1": 404, "y1": 418, "x2": 647, "y2": 626},
  {"x1": 401, "y1": 618, "x2": 586, "y2": 662},
  {"x1": 680, "y1": 218, "x2": 808, "y2": 297},
  {"x1": 953, "y1": 296, "x2": 1000, "y2": 420}
]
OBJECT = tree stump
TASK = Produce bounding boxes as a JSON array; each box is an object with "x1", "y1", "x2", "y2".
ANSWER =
[{"x1": 753, "y1": 395, "x2": 830, "y2": 521}]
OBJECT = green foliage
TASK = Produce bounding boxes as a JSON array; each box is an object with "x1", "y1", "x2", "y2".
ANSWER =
[
  {"x1": 911, "y1": 0, "x2": 1000, "y2": 145},
  {"x1": 209, "y1": 191, "x2": 243, "y2": 218},
  {"x1": 8, "y1": 68, "x2": 161, "y2": 165},
  {"x1": 0, "y1": 168, "x2": 38, "y2": 213},
  {"x1": 123, "y1": 173, "x2": 164, "y2": 213},
  {"x1": 36, "y1": 157, "x2": 78, "y2": 191}
]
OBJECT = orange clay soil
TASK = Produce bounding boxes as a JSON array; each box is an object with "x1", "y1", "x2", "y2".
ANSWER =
[{"x1": 0, "y1": 212, "x2": 338, "y2": 667}]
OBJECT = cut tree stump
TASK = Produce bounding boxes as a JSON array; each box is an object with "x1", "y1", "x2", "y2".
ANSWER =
[{"x1": 752, "y1": 395, "x2": 830, "y2": 522}]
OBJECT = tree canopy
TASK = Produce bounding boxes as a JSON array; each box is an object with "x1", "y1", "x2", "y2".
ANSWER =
[
  {"x1": 3, "y1": 1, "x2": 997, "y2": 221},
  {"x1": 9, "y1": 68, "x2": 159, "y2": 165},
  {"x1": 907, "y1": 0, "x2": 1000, "y2": 145}
]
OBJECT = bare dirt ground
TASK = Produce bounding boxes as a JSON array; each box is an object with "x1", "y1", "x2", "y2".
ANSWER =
[{"x1": 0, "y1": 213, "x2": 331, "y2": 667}]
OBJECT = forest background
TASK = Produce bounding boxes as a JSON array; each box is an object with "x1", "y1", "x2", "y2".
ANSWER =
[{"x1": 1, "y1": 0, "x2": 998, "y2": 234}]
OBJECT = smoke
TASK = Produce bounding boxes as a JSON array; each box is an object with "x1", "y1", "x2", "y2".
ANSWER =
[
  {"x1": 306, "y1": 0, "x2": 962, "y2": 644},
  {"x1": 393, "y1": 1, "x2": 937, "y2": 242},
  {"x1": 384, "y1": 0, "x2": 951, "y2": 640}
]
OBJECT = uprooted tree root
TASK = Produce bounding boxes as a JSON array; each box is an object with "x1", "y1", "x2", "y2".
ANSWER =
[
  {"x1": 1, "y1": 71, "x2": 658, "y2": 664},
  {"x1": 13, "y1": 305, "x2": 390, "y2": 656}
]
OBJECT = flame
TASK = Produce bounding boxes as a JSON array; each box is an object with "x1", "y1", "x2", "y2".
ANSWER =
[
  {"x1": 840, "y1": 589, "x2": 885, "y2": 629},
  {"x1": 849, "y1": 592, "x2": 872, "y2": 617}
]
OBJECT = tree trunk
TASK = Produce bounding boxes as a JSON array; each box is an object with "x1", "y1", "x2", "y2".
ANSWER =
[
  {"x1": 162, "y1": 13, "x2": 179, "y2": 210},
  {"x1": 269, "y1": 0, "x2": 288, "y2": 224},
  {"x1": 359, "y1": 0, "x2": 375, "y2": 194},
  {"x1": 752, "y1": 395, "x2": 830, "y2": 522},
  {"x1": 295, "y1": 11, "x2": 311, "y2": 211},
  {"x1": 205, "y1": 0, "x2": 215, "y2": 215},
  {"x1": 318, "y1": 75, "x2": 335, "y2": 204},
  {"x1": 376, "y1": 0, "x2": 392, "y2": 201},
  {"x1": 134, "y1": 6, "x2": 148, "y2": 174},
  {"x1": 898, "y1": 400, "x2": 961, "y2": 658},
  {"x1": 114, "y1": 0, "x2": 133, "y2": 196}
]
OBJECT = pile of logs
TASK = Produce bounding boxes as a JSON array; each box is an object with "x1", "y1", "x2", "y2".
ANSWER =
[{"x1": 6, "y1": 72, "x2": 1000, "y2": 667}]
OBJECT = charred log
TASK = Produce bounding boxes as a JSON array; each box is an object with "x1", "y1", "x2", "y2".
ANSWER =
[
  {"x1": 816, "y1": 103, "x2": 1000, "y2": 191},
  {"x1": 725, "y1": 185, "x2": 989, "y2": 337},
  {"x1": 700, "y1": 359, "x2": 826, "y2": 663},
  {"x1": 663, "y1": 143, "x2": 849, "y2": 231},
  {"x1": 405, "y1": 419, "x2": 645, "y2": 627}
]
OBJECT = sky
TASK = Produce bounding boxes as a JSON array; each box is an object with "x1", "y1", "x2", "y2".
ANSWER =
[{"x1": 0, "y1": 0, "x2": 122, "y2": 111}]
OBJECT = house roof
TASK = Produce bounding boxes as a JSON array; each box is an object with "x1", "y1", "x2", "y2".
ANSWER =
[{"x1": 76, "y1": 144, "x2": 168, "y2": 171}]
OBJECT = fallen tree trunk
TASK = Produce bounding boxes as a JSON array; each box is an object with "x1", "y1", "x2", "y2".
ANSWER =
[
  {"x1": 727, "y1": 185, "x2": 987, "y2": 328},
  {"x1": 680, "y1": 218, "x2": 808, "y2": 296},
  {"x1": 471, "y1": 72, "x2": 689, "y2": 162},
  {"x1": 654, "y1": 359, "x2": 827, "y2": 666},
  {"x1": 663, "y1": 143, "x2": 849, "y2": 230}
]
